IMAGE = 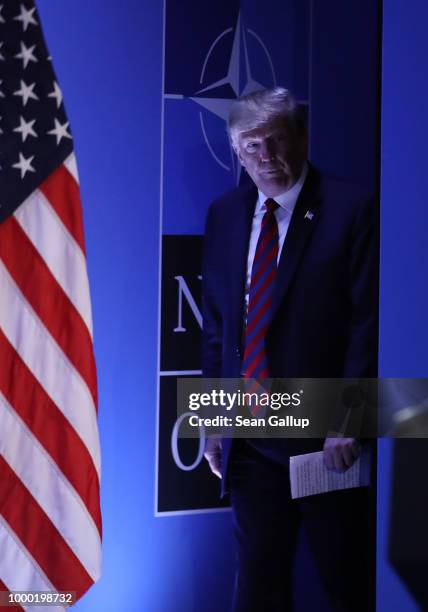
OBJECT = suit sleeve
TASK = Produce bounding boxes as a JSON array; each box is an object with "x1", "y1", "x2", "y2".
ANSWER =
[
  {"x1": 201, "y1": 202, "x2": 223, "y2": 378},
  {"x1": 343, "y1": 195, "x2": 379, "y2": 378}
]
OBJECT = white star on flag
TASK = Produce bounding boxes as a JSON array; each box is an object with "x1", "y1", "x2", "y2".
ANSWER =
[
  {"x1": 14, "y1": 41, "x2": 38, "y2": 69},
  {"x1": 13, "y1": 116, "x2": 37, "y2": 142},
  {"x1": 13, "y1": 80, "x2": 39, "y2": 105},
  {"x1": 12, "y1": 152, "x2": 36, "y2": 178},
  {"x1": 0, "y1": 0, "x2": 102, "y2": 603},
  {"x1": 48, "y1": 118, "x2": 71, "y2": 145},
  {"x1": 48, "y1": 81, "x2": 63, "y2": 108},
  {"x1": 14, "y1": 3, "x2": 38, "y2": 31}
]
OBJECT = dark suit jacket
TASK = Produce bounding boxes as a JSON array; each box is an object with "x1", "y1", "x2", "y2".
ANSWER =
[{"x1": 202, "y1": 164, "x2": 379, "y2": 493}]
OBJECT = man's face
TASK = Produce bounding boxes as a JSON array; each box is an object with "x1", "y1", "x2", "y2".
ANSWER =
[{"x1": 234, "y1": 116, "x2": 307, "y2": 197}]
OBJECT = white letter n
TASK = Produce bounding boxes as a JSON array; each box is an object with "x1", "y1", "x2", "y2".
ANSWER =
[{"x1": 173, "y1": 275, "x2": 202, "y2": 332}]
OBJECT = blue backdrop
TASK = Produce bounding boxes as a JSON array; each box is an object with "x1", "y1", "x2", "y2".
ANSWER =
[
  {"x1": 36, "y1": 1, "x2": 235, "y2": 610},
  {"x1": 35, "y1": 0, "x2": 427, "y2": 610},
  {"x1": 377, "y1": 0, "x2": 428, "y2": 609}
]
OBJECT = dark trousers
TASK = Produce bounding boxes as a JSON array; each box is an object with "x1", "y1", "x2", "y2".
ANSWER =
[{"x1": 229, "y1": 440, "x2": 376, "y2": 612}]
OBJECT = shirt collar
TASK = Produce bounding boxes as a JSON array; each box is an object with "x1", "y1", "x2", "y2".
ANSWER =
[{"x1": 257, "y1": 161, "x2": 308, "y2": 214}]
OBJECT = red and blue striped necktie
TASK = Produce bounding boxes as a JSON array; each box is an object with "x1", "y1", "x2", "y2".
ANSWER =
[{"x1": 243, "y1": 198, "x2": 279, "y2": 382}]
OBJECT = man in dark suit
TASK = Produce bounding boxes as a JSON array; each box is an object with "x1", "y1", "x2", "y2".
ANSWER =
[{"x1": 202, "y1": 87, "x2": 377, "y2": 611}]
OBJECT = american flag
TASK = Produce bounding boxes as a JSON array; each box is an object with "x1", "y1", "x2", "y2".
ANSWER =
[{"x1": 0, "y1": 1, "x2": 101, "y2": 607}]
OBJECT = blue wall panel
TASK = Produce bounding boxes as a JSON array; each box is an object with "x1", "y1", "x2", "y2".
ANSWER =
[
  {"x1": 35, "y1": 1, "x2": 235, "y2": 610},
  {"x1": 377, "y1": 0, "x2": 428, "y2": 610}
]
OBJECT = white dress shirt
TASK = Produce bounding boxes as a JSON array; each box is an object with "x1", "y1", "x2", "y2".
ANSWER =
[{"x1": 245, "y1": 162, "x2": 308, "y2": 311}]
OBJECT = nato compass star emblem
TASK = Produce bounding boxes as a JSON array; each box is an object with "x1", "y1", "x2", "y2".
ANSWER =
[{"x1": 165, "y1": 12, "x2": 292, "y2": 186}]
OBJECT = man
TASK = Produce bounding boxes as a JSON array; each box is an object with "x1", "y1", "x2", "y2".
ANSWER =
[{"x1": 202, "y1": 88, "x2": 378, "y2": 611}]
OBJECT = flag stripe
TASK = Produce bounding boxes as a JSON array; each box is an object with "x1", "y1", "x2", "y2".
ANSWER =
[
  {"x1": 0, "y1": 578, "x2": 24, "y2": 612},
  {"x1": 13, "y1": 187, "x2": 93, "y2": 337},
  {"x1": 0, "y1": 394, "x2": 101, "y2": 581},
  {"x1": 0, "y1": 521, "x2": 65, "y2": 612},
  {"x1": 0, "y1": 216, "x2": 97, "y2": 406},
  {"x1": 64, "y1": 153, "x2": 79, "y2": 185},
  {"x1": 0, "y1": 261, "x2": 101, "y2": 476},
  {"x1": 0, "y1": 457, "x2": 93, "y2": 597},
  {"x1": 0, "y1": 331, "x2": 101, "y2": 534},
  {"x1": 39, "y1": 165, "x2": 86, "y2": 254}
]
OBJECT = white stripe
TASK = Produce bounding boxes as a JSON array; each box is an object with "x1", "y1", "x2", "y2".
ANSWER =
[
  {"x1": 64, "y1": 153, "x2": 79, "y2": 184},
  {"x1": 14, "y1": 189, "x2": 93, "y2": 337},
  {"x1": 0, "y1": 395, "x2": 101, "y2": 582},
  {"x1": 0, "y1": 516, "x2": 65, "y2": 612},
  {"x1": 0, "y1": 261, "x2": 100, "y2": 476}
]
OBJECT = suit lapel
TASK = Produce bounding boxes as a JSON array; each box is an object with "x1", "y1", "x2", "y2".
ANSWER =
[
  {"x1": 270, "y1": 166, "x2": 323, "y2": 323},
  {"x1": 228, "y1": 185, "x2": 258, "y2": 344}
]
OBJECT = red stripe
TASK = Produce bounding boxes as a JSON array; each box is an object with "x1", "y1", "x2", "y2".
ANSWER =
[
  {"x1": 256, "y1": 224, "x2": 277, "y2": 255},
  {"x1": 246, "y1": 379, "x2": 266, "y2": 394},
  {"x1": 0, "y1": 457, "x2": 93, "y2": 597},
  {"x1": 0, "y1": 216, "x2": 98, "y2": 408},
  {"x1": 243, "y1": 326, "x2": 266, "y2": 363},
  {"x1": 0, "y1": 331, "x2": 102, "y2": 535},
  {"x1": 38, "y1": 165, "x2": 86, "y2": 254},
  {"x1": 245, "y1": 295, "x2": 272, "y2": 337},
  {"x1": 0, "y1": 579, "x2": 24, "y2": 611},
  {"x1": 251, "y1": 244, "x2": 278, "y2": 290},
  {"x1": 243, "y1": 379, "x2": 270, "y2": 415},
  {"x1": 258, "y1": 366, "x2": 269, "y2": 378},
  {"x1": 244, "y1": 348, "x2": 265, "y2": 378},
  {"x1": 248, "y1": 267, "x2": 277, "y2": 313},
  {"x1": 251, "y1": 393, "x2": 268, "y2": 416}
]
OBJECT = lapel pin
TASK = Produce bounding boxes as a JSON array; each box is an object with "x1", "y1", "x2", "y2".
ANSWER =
[{"x1": 304, "y1": 210, "x2": 314, "y2": 221}]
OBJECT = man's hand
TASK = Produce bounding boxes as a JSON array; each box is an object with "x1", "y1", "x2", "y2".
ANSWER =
[
  {"x1": 323, "y1": 437, "x2": 360, "y2": 471},
  {"x1": 204, "y1": 438, "x2": 222, "y2": 479}
]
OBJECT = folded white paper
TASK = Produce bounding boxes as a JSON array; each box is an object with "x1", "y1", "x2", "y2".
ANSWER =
[{"x1": 289, "y1": 447, "x2": 371, "y2": 499}]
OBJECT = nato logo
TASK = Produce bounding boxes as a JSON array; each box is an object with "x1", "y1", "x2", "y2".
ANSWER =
[{"x1": 165, "y1": 12, "x2": 279, "y2": 186}]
